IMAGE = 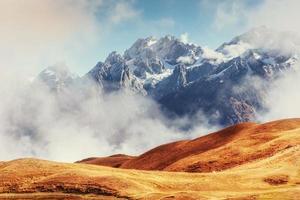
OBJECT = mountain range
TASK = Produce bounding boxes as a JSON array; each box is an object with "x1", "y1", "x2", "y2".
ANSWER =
[{"x1": 37, "y1": 26, "x2": 300, "y2": 126}]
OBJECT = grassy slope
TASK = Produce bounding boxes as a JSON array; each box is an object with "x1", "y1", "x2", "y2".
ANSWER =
[
  {"x1": 1, "y1": 119, "x2": 300, "y2": 199},
  {"x1": 81, "y1": 119, "x2": 300, "y2": 173}
]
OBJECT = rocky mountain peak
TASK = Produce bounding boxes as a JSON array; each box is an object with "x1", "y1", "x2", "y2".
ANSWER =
[
  {"x1": 124, "y1": 35, "x2": 203, "y2": 67},
  {"x1": 37, "y1": 29, "x2": 300, "y2": 126},
  {"x1": 105, "y1": 51, "x2": 124, "y2": 65},
  {"x1": 37, "y1": 64, "x2": 77, "y2": 91}
]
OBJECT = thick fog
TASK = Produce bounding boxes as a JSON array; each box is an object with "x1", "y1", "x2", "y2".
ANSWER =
[{"x1": 0, "y1": 70, "x2": 217, "y2": 161}]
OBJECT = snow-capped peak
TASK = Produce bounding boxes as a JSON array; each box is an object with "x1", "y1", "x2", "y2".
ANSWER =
[
  {"x1": 39, "y1": 64, "x2": 77, "y2": 80},
  {"x1": 37, "y1": 64, "x2": 78, "y2": 91},
  {"x1": 105, "y1": 51, "x2": 124, "y2": 65},
  {"x1": 124, "y1": 35, "x2": 204, "y2": 67}
]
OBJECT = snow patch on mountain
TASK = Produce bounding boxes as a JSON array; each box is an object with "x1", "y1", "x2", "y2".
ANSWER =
[{"x1": 37, "y1": 27, "x2": 300, "y2": 126}]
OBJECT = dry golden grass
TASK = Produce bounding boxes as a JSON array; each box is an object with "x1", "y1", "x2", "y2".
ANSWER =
[
  {"x1": 1, "y1": 119, "x2": 300, "y2": 199},
  {"x1": 80, "y1": 119, "x2": 300, "y2": 173},
  {"x1": 76, "y1": 154, "x2": 136, "y2": 168}
]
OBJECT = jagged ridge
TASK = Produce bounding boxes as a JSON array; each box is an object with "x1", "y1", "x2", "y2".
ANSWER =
[{"x1": 38, "y1": 27, "x2": 299, "y2": 126}]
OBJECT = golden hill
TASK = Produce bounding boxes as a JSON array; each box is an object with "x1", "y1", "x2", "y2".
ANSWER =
[
  {"x1": 1, "y1": 118, "x2": 300, "y2": 199},
  {"x1": 79, "y1": 119, "x2": 300, "y2": 172}
]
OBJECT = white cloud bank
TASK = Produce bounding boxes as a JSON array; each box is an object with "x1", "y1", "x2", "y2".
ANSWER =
[
  {"x1": 0, "y1": 74, "x2": 217, "y2": 162},
  {"x1": 259, "y1": 62, "x2": 300, "y2": 122}
]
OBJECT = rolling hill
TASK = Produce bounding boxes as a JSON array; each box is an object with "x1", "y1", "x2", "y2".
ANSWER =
[
  {"x1": 1, "y1": 118, "x2": 300, "y2": 199},
  {"x1": 78, "y1": 119, "x2": 300, "y2": 172}
]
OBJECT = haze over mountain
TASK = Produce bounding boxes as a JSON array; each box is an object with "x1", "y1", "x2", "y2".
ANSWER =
[{"x1": 38, "y1": 27, "x2": 299, "y2": 126}]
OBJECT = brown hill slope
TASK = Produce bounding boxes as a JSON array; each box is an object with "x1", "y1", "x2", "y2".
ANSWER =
[
  {"x1": 1, "y1": 144, "x2": 300, "y2": 199},
  {"x1": 2, "y1": 118, "x2": 300, "y2": 199},
  {"x1": 79, "y1": 118, "x2": 300, "y2": 172},
  {"x1": 76, "y1": 154, "x2": 136, "y2": 168}
]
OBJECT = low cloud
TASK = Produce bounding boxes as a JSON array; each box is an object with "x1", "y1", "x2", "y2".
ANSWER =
[
  {"x1": 258, "y1": 62, "x2": 300, "y2": 122},
  {"x1": 0, "y1": 66, "x2": 218, "y2": 162},
  {"x1": 177, "y1": 55, "x2": 194, "y2": 65}
]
